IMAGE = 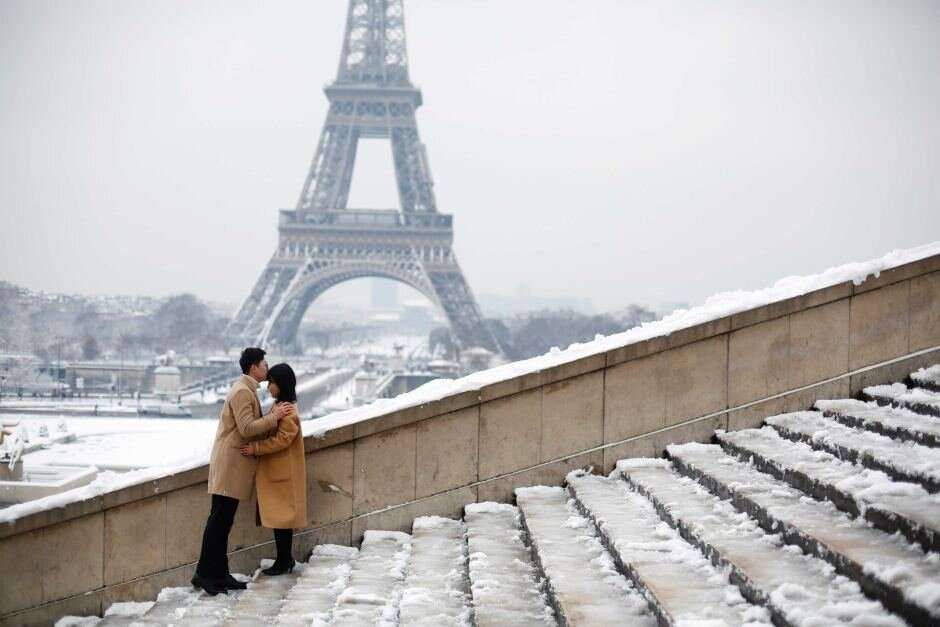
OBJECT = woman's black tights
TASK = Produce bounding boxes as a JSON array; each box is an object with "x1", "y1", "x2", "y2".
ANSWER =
[{"x1": 274, "y1": 528, "x2": 293, "y2": 564}]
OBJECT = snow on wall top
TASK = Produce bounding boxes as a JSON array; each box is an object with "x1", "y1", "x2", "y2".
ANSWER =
[{"x1": 301, "y1": 241, "x2": 940, "y2": 440}]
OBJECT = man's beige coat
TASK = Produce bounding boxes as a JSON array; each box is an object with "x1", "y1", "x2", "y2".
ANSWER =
[
  {"x1": 251, "y1": 406, "x2": 308, "y2": 529},
  {"x1": 207, "y1": 375, "x2": 278, "y2": 501}
]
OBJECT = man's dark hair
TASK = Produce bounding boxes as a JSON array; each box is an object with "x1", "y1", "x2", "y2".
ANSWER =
[
  {"x1": 239, "y1": 347, "x2": 266, "y2": 375},
  {"x1": 267, "y1": 363, "x2": 297, "y2": 404}
]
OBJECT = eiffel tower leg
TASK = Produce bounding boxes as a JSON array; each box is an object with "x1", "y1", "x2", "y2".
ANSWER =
[
  {"x1": 424, "y1": 260, "x2": 501, "y2": 354},
  {"x1": 391, "y1": 125, "x2": 436, "y2": 212},
  {"x1": 298, "y1": 123, "x2": 360, "y2": 211}
]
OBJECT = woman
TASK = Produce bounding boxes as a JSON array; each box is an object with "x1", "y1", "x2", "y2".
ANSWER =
[{"x1": 239, "y1": 363, "x2": 307, "y2": 575}]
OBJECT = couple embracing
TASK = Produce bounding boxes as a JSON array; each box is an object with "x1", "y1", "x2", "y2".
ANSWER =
[{"x1": 191, "y1": 347, "x2": 307, "y2": 596}]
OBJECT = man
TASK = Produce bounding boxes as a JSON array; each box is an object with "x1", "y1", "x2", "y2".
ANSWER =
[{"x1": 192, "y1": 347, "x2": 291, "y2": 595}]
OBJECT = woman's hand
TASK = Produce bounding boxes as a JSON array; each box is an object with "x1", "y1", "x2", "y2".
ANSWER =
[{"x1": 239, "y1": 444, "x2": 254, "y2": 457}]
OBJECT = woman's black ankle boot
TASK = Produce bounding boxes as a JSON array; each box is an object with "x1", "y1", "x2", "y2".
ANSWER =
[
  {"x1": 262, "y1": 558, "x2": 295, "y2": 576},
  {"x1": 264, "y1": 528, "x2": 295, "y2": 575}
]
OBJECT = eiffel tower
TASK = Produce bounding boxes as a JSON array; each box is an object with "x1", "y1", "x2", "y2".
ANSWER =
[{"x1": 228, "y1": 0, "x2": 500, "y2": 354}]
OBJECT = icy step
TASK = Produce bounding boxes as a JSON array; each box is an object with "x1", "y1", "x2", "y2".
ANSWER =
[
  {"x1": 617, "y1": 458, "x2": 902, "y2": 627},
  {"x1": 667, "y1": 442, "x2": 940, "y2": 625},
  {"x1": 863, "y1": 382, "x2": 940, "y2": 418},
  {"x1": 766, "y1": 411, "x2": 940, "y2": 493},
  {"x1": 718, "y1": 426, "x2": 940, "y2": 553},
  {"x1": 273, "y1": 544, "x2": 358, "y2": 626},
  {"x1": 119, "y1": 587, "x2": 202, "y2": 626},
  {"x1": 172, "y1": 587, "x2": 246, "y2": 626},
  {"x1": 566, "y1": 471, "x2": 770, "y2": 626},
  {"x1": 514, "y1": 486, "x2": 656, "y2": 626},
  {"x1": 463, "y1": 502, "x2": 556, "y2": 627},
  {"x1": 329, "y1": 530, "x2": 412, "y2": 626},
  {"x1": 816, "y1": 398, "x2": 940, "y2": 447},
  {"x1": 219, "y1": 561, "x2": 303, "y2": 626},
  {"x1": 910, "y1": 364, "x2": 940, "y2": 392},
  {"x1": 93, "y1": 602, "x2": 154, "y2": 626},
  {"x1": 399, "y1": 516, "x2": 472, "y2": 626}
]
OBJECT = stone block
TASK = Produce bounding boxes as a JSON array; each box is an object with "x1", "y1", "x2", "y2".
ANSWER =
[
  {"x1": 102, "y1": 565, "x2": 192, "y2": 607},
  {"x1": 230, "y1": 496, "x2": 269, "y2": 550},
  {"x1": 852, "y1": 254, "x2": 940, "y2": 294},
  {"x1": 353, "y1": 424, "x2": 417, "y2": 515},
  {"x1": 0, "y1": 494, "x2": 103, "y2": 540},
  {"x1": 850, "y1": 348, "x2": 940, "y2": 396},
  {"x1": 729, "y1": 281, "x2": 853, "y2": 330},
  {"x1": 664, "y1": 336, "x2": 728, "y2": 424},
  {"x1": 540, "y1": 371, "x2": 603, "y2": 462},
  {"x1": 478, "y1": 388, "x2": 542, "y2": 481},
  {"x1": 0, "y1": 588, "x2": 102, "y2": 627},
  {"x1": 728, "y1": 317, "x2": 790, "y2": 407},
  {"x1": 480, "y1": 371, "x2": 543, "y2": 403},
  {"x1": 604, "y1": 352, "x2": 667, "y2": 443},
  {"x1": 42, "y1": 513, "x2": 104, "y2": 603},
  {"x1": 910, "y1": 270, "x2": 940, "y2": 351},
  {"x1": 654, "y1": 415, "x2": 726, "y2": 455},
  {"x1": 415, "y1": 406, "x2": 479, "y2": 499},
  {"x1": 540, "y1": 353, "x2": 606, "y2": 390},
  {"x1": 849, "y1": 281, "x2": 911, "y2": 370},
  {"x1": 476, "y1": 451, "x2": 602, "y2": 504},
  {"x1": 294, "y1": 521, "x2": 352, "y2": 559},
  {"x1": 104, "y1": 496, "x2": 166, "y2": 586},
  {"x1": 165, "y1": 484, "x2": 210, "y2": 569},
  {"x1": 352, "y1": 390, "x2": 480, "y2": 439},
  {"x1": 306, "y1": 442, "x2": 354, "y2": 527},
  {"x1": 726, "y1": 379, "x2": 850, "y2": 431},
  {"x1": 304, "y1": 425, "x2": 355, "y2": 453},
  {"x1": 788, "y1": 299, "x2": 850, "y2": 388},
  {"x1": 351, "y1": 486, "x2": 476, "y2": 546},
  {"x1": 0, "y1": 529, "x2": 43, "y2": 615},
  {"x1": 601, "y1": 435, "x2": 659, "y2": 475}
]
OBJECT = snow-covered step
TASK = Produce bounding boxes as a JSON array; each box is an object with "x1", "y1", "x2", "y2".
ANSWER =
[
  {"x1": 766, "y1": 411, "x2": 940, "y2": 493},
  {"x1": 816, "y1": 398, "x2": 940, "y2": 447},
  {"x1": 329, "y1": 530, "x2": 412, "y2": 626},
  {"x1": 667, "y1": 442, "x2": 940, "y2": 626},
  {"x1": 718, "y1": 426, "x2": 940, "y2": 553},
  {"x1": 120, "y1": 587, "x2": 202, "y2": 626},
  {"x1": 617, "y1": 458, "x2": 903, "y2": 627},
  {"x1": 273, "y1": 544, "x2": 358, "y2": 626},
  {"x1": 398, "y1": 516, "x2": 472, "y2": 626},
  {"x1": 463, "y1": 502, "x2": 556, "y2": 627},
  {"x1": 911, "y1": 364, "x2": 940, "y2": 392},
  {"x1": 514, "y1": 486, "x2": 656, "y2": 626},
  {"x1": 565, "y1": 471, "x2": 770, "y2": 626},
  {"x1": 863, "y1": 382, "x2": 940, "y2": 418},
  {"x1": 219, "y1": 561, "x2": 303, "y2": 626}
]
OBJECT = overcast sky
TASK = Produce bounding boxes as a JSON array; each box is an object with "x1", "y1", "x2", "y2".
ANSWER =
[{"x1": 1, "y1": 0, "x2": 938, "y2": 314}]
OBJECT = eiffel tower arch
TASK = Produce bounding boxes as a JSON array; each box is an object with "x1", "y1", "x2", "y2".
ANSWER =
[{"x1": 227, "y1": 0, "x2": 500, "y2": 354}]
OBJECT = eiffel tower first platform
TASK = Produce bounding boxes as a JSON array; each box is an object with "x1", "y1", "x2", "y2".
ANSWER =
[{"x1": 227, "y1": 0, "x2": 500, "y2": 354}]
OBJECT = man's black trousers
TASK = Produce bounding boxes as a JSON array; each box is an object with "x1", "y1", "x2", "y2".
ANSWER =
[{"x1": 196, "y1": 494, "x2": 239, "y2": 580}]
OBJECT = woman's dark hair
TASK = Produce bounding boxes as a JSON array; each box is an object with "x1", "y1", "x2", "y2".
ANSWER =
[
  {"x1": 239, "y1": 347, "x2": 266, "y2": 375},
  {"x1": 267, "y1": 363, "x2": 297, "y2": 404}
]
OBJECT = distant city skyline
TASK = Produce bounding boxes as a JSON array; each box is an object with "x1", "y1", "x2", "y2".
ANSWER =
[{"x1": 1, "y1": 0, "x2": 938, "y2": 315}]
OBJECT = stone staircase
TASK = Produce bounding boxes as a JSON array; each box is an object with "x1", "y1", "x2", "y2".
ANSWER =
[{"x1": 61, "y1": 364, "x2": 940, "y2": 626}]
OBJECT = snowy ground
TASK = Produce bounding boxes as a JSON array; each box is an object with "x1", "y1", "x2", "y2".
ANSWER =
[{"x1": 11, "y1": 415, "x2": 217, "y2": 471}]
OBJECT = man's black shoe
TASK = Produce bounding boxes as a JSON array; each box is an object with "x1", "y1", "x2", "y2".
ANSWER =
[
  {"x1": 222, "y1": 574, "x2": 248, "y2": 590},
  {"x1": 191, "y1": 573, "x2": 226, "y2": 596},
  {"x1": 262, "y1": 558, "x2": 296, "y2": 576}
]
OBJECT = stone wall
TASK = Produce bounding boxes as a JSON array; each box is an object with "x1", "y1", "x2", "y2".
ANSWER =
[{"x1": 2, "y1": 254, "x2": 939, "y2": 625}]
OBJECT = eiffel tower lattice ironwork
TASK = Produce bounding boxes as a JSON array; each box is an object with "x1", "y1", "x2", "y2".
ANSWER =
[{"x1": 227, "y1": 0, "x2": 500, "y2": 354}]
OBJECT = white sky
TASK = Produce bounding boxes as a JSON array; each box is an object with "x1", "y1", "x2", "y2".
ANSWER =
[{"x1": 1, "y1": 0, "x2": 938, "y2": 314}]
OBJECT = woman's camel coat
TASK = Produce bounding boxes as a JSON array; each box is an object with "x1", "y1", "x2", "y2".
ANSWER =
[{"x1": 249, "y1": 406, "x2": 307, "y2": 529}]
